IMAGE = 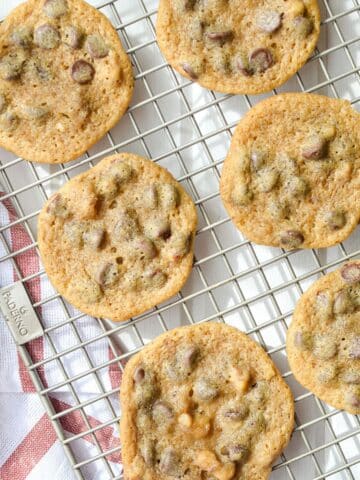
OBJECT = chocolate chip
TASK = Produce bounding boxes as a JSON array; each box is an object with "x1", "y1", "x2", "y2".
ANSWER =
[
  {"x1": 223, "y1": 444, "x2": 249, "y2": 463},
  {"x1": 249, "y1": 48, "x2": 274, "y2": 73},
  {"x1": 142, "y1": 270, "x2": 167, "y2": 289},
  {"x1": 325, "y1": 211, "x2": 346, "y2": 230},
  {"x1": 342, "y1": 370, "x2": 360, "y2": 385},
  {"x1": 183, "y1": 345, "x2": 200, "y2": 371},
  {"x1": 181, "y1": 62, "x2": 200, "y2": 80},
  {"x1": 166, "y1": 345, "x2": 199, "y2": 381},
  {"x1": 11, "y1": 27, "x2": 33, "y2": 47},
  {"x1": 142, "y1": 185, "x2": 158, "y2": 209},
  {"x1": 152, "y1": 400, "x2": 174, "y2": 424},
  {"x1": 317, "y1": 365, "x2": 337, "y2": 384},
  {"x1": 341, "y1": 263, "x2": 360, "y2": 284},
  {"x1": 280, "y1": 230, "x2": 304, "y2": 249},
  {"x1": 236, "y1": 56, "x2": 254, "y2": 77},
  {"x1": 140, "y1": 439, "x2": 154, "y2": 466},
  {"x1": 349, "y1": 337, "x2": 360, "y2": 359},
  {"x1": 172, "y1": 0, "x2": 197, "y2": 13},
  {"x1": 285, "y1": 176, "x2": 309, "y2": 197},
  {"x1": 268, "y1": 199, "x2": 289, "y2": 220},
  {"x1": 256, "y1": 10, "x2": 283, "y2": 33},
  {"x1": 85, "y1": 34, "x2": 109, "y2": 59},
  {"x1": 109, "y1": 160, "x2": 133, "y2": 184},
  {"x1": 134, "y1": 370, "x2": 159, "y2": 406},
  {"x1": 94, "y1": 262, "x2": 119, "y2": 287},
  {"x1": 294, "y1": 331, "x2": 313, "y2": 351},
  {"x1": 301, "y1": 135, "x2": 328, "y2": 160},
  {"x1": 245, "y1": 411, "x2": 266, "y2": 432},
  {"x1": 63, "y1": 25, "x2": 82, "y2": 49},
  {"x1": 194, "y1": 378, "x2": 218, "y2": 401},
  {"x1": 293, "y1": 16, "x2": 314, "y2": 38},
  {"x1": 134, "y1": 237, "x2": 157, "y2": 260},
  {"x1": 257, "y1": 167, "x2": 279, "y2": 192},
  {"x1": 159, "y1": 448, "x2": 180, "y2": 476},
  {"x1": 0, "y1": 52, "x2": 26, "y2": 80},
  {"x1": 71, "y1": 60, "x2": 95, "y2": 84},
  {"x1": 211, "y1": 50, "x2": 231, "y2": 74},
  {"x1": 43, "y1": 0, "x2": 68, "y2": 18},
  {"x1": 250, "y1": 150, "x2": 266, "y2": 170},
  {"x1": 313, "y1": 335, "x2": 337, "y2": 360},
  {"x1": 0, "y1": 94, "x2": 6, "y2": 113},
  {"x1": 333, "y1": 289, "x2": 354, "y2": 315},
  {"x1": 35, "y1": 63, "x2": 53, "y2": 81},
  {"x1": 0, "y1": 111, "x2": 18, "y2": 130},
  {"x1": 34, "y1": 24, "x2": 60, "y2": 49},
  {"x1": 223, "y1": 404, "x2": 249, "y2": 421},
  {"x1": 345, "y1": 391, "x2": 360, "y2": 409},
  {"x1": 231, "y1": 184, "x2": 253, "y2": 206},
  {"x1": 133, "y1": 366, "x2": 145, "y2": 383},
  {"x1": 113, "y1": 211, "x2": 139, "y2": 242},
  {"x1": 205, "y1": 30, "x2": 233, "y2": 42},
  {"x1": 316, "y1": 292, "x2": 333, "y2": 321},
  {"x1": 46, "y1": 193, "x2": 68, "y2": 217},
  {"x1": 23, "y1": 106, "x2": 49, "y2": 120},
  {"x1": 158, "y1": 183, "x2": 180, "y2": 210},
  {"x1": 63, "y1": 221, "x2": 85, "y2": 246},
  {"x1": 168, "y1": 232, "x2": 191, "y2": 261},
  {"x1": 145, "y1": 217, "x2": 171, "y2": 240},
  {"x1": 83, "y1": 227, "x2": 105, "y2": 249}
]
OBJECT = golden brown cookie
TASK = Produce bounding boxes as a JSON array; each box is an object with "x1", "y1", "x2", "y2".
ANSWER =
[
  {"x1": 156, "y1": 0, "x2": 320, "y2": 95},
  {"x1": 220, "y1": 93, "x2": 360, "y2": 249},
  {"x1": 287, "y1": 261, "x2": 360, "y2": 415},
  {"x1": 120, "y1": 322, "x2": 294, "y2": 480},
  {"x1": 38, "y1": 153, "x2": 197, "y2": 321},
  {"x1": 0, "y1": 0, "x2": 133, "y2": 163}
]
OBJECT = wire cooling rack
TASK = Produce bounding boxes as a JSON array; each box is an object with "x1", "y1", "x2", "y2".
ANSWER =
[{"x1": 0, "y1": 0, "x2": 360, "y2": 479}]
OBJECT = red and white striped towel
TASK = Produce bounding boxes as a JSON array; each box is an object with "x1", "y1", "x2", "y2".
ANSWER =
[{"x1": 0, "y1": 194, "x2": 123, "y2": 479}]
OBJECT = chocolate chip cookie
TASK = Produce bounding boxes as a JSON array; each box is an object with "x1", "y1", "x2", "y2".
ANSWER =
[
  {"x1": 38, "y1": 153, "x2": 197, "y2": 321},
  {"x1": 120, "y1": 322, "x2": 294, "y2": 480},
  {"x1": 287, "y1": 261, "x2": 360, "y2": 415},
  {"x1": 220, "y1": 93, "x2": 360, "y2": 249},
  {"x1": 156, "y1": 0, "x2": 320, "y2": 94},
  {"x1": 0, "y1": 0, "x2": 133, "y2": 163}
]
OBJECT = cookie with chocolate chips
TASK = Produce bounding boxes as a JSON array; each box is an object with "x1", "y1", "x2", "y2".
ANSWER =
[
  {"x1": 220, "y1": 93, "x2": 360, "y2": 249},
  {"x1": 287, "y1": 261, "x2": 360, "y2": 415},
  {"x1": 120, "y1": 322, "x2": 294, "y2": 480},
  {"x1": 38, "y1": 153, "x2": 197, "y2": 321},
  {"x1": 0, "y1": 0, "x2": 133, "y2": 163},
  {"x1": 156, "y1": 0, "x2": 320, "y2": 94}
]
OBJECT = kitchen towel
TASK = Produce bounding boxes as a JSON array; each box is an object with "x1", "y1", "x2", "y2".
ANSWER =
[{"x1": 0, "y1": 192, "x2": 123, "y2": 480}]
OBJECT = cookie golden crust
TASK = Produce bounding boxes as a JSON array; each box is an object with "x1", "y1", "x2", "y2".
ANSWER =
[
  {"x1": 0, "y1": 0, "x2": 133, "y2": 163},
  {"x1": 287, "y1": 261, "x2": 360, "y2": 415},
  {"x1": 220, "y1": 93, "x2": 360, "y2": 249},
  {"x1": 156, "y1": 0, "x2": 320, "y2": 95},
  {"x1": 120, "y1": 322, "x2": 294, "y2": 480},
  {"x1": 38, "y1": 153, "x2": 197, "y2": 322}
]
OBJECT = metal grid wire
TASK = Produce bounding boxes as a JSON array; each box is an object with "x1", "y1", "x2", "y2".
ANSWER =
[{"x1": 0, "y1": 0, "x2": 360, "y2": 478}]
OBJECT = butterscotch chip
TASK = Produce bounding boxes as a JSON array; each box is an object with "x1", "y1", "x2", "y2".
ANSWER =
[
  {"x1": 287, "y1": 261, "x2": 360, "y2": 414},
  {"x1": 220, "y1": 93, "x2": 360, "y2": 249},
  {"x1": 0, "y1": 0, "x2": 133, "y2": 163},
  {"x1": 38, "y1": 153, "x2": 197, "y2": 322},
  {"x1": 120, "y1": 323, "x2": 294, "y2": 480},
  {"x1": 156, "y1": 0, "x2": 320, "y2": 94}
]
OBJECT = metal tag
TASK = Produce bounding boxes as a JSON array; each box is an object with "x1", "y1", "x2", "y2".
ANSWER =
[{"x1": 0, "y1": 281, "x2": 44, "y2": 345}]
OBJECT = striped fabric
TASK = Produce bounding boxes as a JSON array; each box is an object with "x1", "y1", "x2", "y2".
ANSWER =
[{"x1": 0, "y1": 194, "x2": 123, "y2": 479}]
